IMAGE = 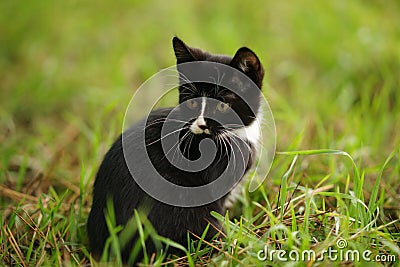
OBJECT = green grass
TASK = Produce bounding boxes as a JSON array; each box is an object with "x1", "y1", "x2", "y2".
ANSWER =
[{"x1": 1, "y1": 0, "x2": 399, "y2": 266}]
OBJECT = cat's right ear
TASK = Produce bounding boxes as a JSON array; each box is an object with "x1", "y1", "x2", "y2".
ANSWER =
[
  {"x1": 230, "y1": 47, "x2": 264, "y2": 89},
  {"x1": 173, "y1": 37, "x2": 195, "y2": 63}
]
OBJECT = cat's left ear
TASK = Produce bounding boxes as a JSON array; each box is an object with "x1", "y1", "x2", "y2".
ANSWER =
[
  {"x1": 230, "y1": 47, "x2": 264, "y2": 89},
  {"x1": 173, "y1": 37, "x2": 195, "y2": 64}
]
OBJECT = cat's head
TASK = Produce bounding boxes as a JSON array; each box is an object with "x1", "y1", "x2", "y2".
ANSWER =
[{"x1": 172, "y1": 37, "x2": 264, "y2": 140}]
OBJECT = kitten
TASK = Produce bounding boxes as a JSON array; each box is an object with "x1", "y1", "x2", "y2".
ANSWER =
[{"x1": 87, "y1": 37, "x2": 264, "y2": 264}]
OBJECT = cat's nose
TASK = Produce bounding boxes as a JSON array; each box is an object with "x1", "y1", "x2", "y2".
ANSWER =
[
  {"x1": 198, "y1": 124, "x2": 208, "y2": 130},
  {"x1": 196, "y1": 117, "x2": 208, "y2": 129}
]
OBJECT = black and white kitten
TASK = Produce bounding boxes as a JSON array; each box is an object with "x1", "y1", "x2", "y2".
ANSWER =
[{"x1": 87, "y1": 37, "x2": 264, "y2": 264}]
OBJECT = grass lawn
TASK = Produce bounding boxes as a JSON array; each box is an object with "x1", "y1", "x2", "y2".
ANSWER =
[{"x1": 1, "y1": 1, "x2": 399, "y2": 266}]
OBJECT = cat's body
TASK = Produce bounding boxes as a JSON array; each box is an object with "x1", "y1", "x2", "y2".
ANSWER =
[{"x1": 87, "y1": 37, "x2": 264, "y2": 264}]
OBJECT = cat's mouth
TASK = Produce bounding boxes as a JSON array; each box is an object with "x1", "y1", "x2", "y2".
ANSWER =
[{"x1": 189, "y1": 123, "x2": 211, "y2": 135}]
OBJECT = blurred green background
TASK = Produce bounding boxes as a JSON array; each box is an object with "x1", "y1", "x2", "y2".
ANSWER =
[{"x1": 1, "y1": 0, "x2": 399, "y2": 179}]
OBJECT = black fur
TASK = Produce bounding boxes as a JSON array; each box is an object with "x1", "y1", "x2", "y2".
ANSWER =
[{"x1": 87, "y1": 37, "x2": 264, "y2": 265}]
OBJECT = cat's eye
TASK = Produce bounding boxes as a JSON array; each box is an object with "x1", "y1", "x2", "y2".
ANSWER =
[
  {"x1": 216, "y1": 102, "x2": 230, "y2": 113},
  {"x1": 186, "y1": 99, "x2": 198, "y2": 109}
]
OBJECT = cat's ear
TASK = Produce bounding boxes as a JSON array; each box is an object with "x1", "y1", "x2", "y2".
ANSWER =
[
  {"x1": 173, "y1": 37, "x2": 195, "y2": 63},
  {"x1": 230, "y1": 47, "x2": 264, "y2": 88}
]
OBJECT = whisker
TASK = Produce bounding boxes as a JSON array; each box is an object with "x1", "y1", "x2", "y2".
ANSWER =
[
  {"x1": 161, "y1": 130, "x2": 190, "y2": 162},
  {"x1": 144, "y1": 117, "x2": 189, "y2": 130},
  {"x1": 146, "y1": 126, "x2": 189, "y2": 147},
  {"x1": 222, "y1": 130, "x2": 252, "y2": 151},
  {"x1": 165, "y1": 73, "x2": 198, "y2": 94},
  {"x1": 219, "y1": 135, "x2": 230, "y2": 163},
  {"x1": 162, "y1": 130, "x2": 192, "y2": 163},
  {"x1": 180, "y1": 132, "x2": 194, "y2": 166},
  {"x1": 228, "y1": 135, "x2": 248, "y2": 172},
  {"x1": 172, "y1": 131, "x2": 191, "y2": 164}
]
